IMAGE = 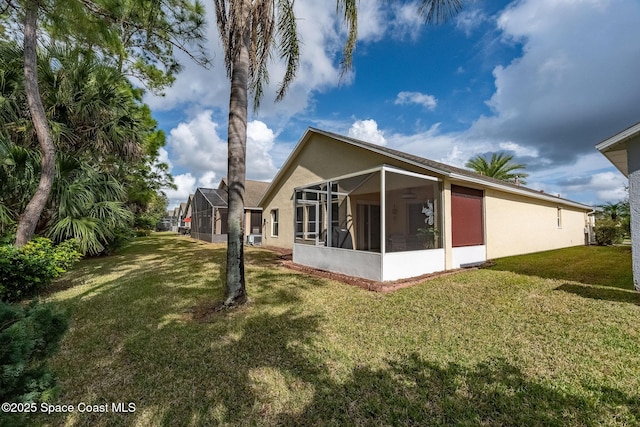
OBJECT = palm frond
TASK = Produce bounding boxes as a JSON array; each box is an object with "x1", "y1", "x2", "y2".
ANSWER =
[
  {"x1": 47, "y1": 216, "x2": 105, "y2": 255},
  {"x1": 466, "y1": 152, "x2": 528, "y2": 184},
  {"x1": 418, "y1": 0, "x2": 464, "y2": 24},
  {"x1": 275, "y1": 0, "x2": 300, "y2": 102},
  {"x1": 336, "y1": 0, "x2": 358, "y2": 76}
]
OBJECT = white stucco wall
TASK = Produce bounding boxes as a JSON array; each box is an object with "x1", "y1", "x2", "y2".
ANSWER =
[
  {"x1": 294, "y1": 244, "x2": 382, "y2": 281},
  {"x1": 382, "y1": 249, "x2": 445, "y2": 281},
  {"x1": 451, "y1": 245, "x2": 486, "y2": 268}
]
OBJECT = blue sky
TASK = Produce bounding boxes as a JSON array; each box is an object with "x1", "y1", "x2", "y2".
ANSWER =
[{"x1": 147, "y1": 0, "x2": 640, "y2": 209}]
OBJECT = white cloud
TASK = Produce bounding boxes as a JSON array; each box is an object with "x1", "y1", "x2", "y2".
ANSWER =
[
  {"x1": 355, "y1": 1, "x2": 387, "y2": 42},
  {"x1": 388, "y1": 2, "x2": 424, "y2": 40},
  {"x1": 198, "y1": 171, "x2": 218, "y2": 189},
  {"x1": 349, "y1": 119, "x2": 387, "y2": 145},
  {"x1": 162, "y1": 112, "x2": 278, "y2": 207},
  {"x1": 164, "y1": 173, "x2": 196, "y2": 209},
  {"x1": 455, "y1": 8, "x2": 489, "y2": 36},
  {"x1": 167, "y1": 110, "x2": 228, "y2": 178},
  {"x1": 395, "y1": 91, "x2": 438, "y2": 110},
  {"x1": 156, "y1": 147, "x2": 172, "y2": 169},
  {"x1": 246, "y1": 120, "x2": 278, "y2": 180},
  {"x1": 498, "y1": 142, "x2": 538, "y2": 158},
  {"x1": 467, "y1": 0, "x2": 640, "y2": 164}
]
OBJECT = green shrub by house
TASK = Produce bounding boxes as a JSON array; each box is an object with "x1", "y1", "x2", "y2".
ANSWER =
[
  {"x1": 593, "y1": 218, "x2": 624, "y2": 246},
  {"x1": 0, "y1": 238, "x2": 81, "y2": 302}
]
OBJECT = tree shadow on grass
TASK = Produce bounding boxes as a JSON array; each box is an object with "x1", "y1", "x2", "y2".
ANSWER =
[
  {"x1": 273, "y1": 353, "x2": 638, "y2": 426},
  {"x1": 555, "y1": 283, "x2": 640, "y2": 305},
  {"x1": 33, "y1": 236, "x2": 639, "y2": 426}
]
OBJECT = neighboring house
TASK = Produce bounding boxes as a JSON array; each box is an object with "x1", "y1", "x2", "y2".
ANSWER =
[
  {"x1": 259, "y1": 128, "x2": 594, "y2": 282},
  {"x1": 178, "y1": 202, "x2": 188, "y2": 232},
  {"x1": 157, "y1": 210, "x2": 173, "y2": 231},
  {"x1": 596, "y1": 121, "x2": 640, "y2": 291},
  {"x1": 190, "y1": 187, "x2": 228, "y2": 243},
  {"x1": 190, "y1": 179, "x2": 269, "y2": 244},
  {"x1": 171, "y1": 207, "x2": 180, "y2": 232},
  {"x1": 184, "y1": 194, "x2": 194, "y2": 231}
]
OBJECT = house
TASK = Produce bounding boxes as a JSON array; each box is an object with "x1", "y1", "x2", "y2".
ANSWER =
[
  {"x1": 219, "y1": 178, "x2": 270, "y2": 237},
  {"x1": 259, "y1": 128, "x2": 594, "y2": 282},
  {"x1": 184, "y1": 194, "x2": 194, "y2": 230},
  {"x1": 170, "y1": 206, "x2": 180, "y2": 232},
  {"x1": 157, "y1": 210, "x2": 174, "y2": 231},
  {"x1": 190, "y1": 187, "x2": 228, "y2": 243},
  {"x1": 596, "y1": 121, "x2": 640, "y2": 291},
  {"x1": 177, "y1": 202, "x2": 189, "y2": 234},
  {"x1": 190, "y1": 179, "x2": 270, "y2": 244}
]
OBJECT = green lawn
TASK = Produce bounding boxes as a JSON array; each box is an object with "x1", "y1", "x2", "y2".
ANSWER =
[{"x1": 32, "y1": 234, "x2": 639, "y2": 426}]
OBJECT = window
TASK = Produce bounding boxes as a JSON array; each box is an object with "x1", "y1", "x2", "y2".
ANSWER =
[
  {"x1": 271, "y1": 209, "x2": 279, "y2": 236},
  {"x1": 557, "y1": 207, "x2": 562, "y2": 228}
]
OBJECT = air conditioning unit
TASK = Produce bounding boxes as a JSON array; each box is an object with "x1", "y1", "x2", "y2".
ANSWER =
[{"x1": 246, "y1": 234, "x2": 262, "y2": 246}]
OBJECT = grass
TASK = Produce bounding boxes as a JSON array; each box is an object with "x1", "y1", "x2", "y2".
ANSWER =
[{"x1": 28, "y1": 234, "x2": 640, "y2": 426}]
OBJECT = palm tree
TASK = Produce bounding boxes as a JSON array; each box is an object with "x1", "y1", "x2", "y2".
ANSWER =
[
  {"x1": 5, "y1": 0, "x2": 207, "y2": 247},
  {"x1": 47, "y1": 154, "x2": 133, "y2": 255},
  {"x1": 213, "y1": 0, "x2": 463, "y2": 307},
  {"x1": 0, "y1": 42, "x2": 161, "y2": 252},
  {"x1": 465, "y1": 153, "x2": 529, "y2": 185}
]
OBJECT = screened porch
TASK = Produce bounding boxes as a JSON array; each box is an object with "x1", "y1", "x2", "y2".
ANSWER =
[{"x1": 292, "y1": 165, "x2": 445, "y2": 281}]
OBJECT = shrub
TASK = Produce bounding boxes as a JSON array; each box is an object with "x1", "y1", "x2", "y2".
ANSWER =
[
  {"x1": 0, "y1": 238, "x2": 81, "y2": 302},
  {"x1": 0, "y1": 301, "x2": 69, "y2": 425},
  {"x1": 594, "y1": 219, "x2": 624, "y2": 246},
  {"x1": 135, "y1": 228, "x2": 152, "y2": 237},
  {"x1": 101, "y1": 226, "x2": 135, "y2": 256}
]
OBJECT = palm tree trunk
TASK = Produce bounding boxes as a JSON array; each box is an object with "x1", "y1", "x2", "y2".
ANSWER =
[
  {"x1": 15, "y1": 0, "x2": 56, "y2": 247},
  {"x1": 223, "y1": 18, "x2": 250, "y2": 307}
]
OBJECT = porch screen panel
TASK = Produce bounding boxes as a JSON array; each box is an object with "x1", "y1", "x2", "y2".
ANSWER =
[
  {"x1": 294, "y1": 185, "x2": 324, "y2": 244},
  {"x1": 385, "y1": 171, "x2": 442, "y2": 252},
  {"x1": 193, "y1": 191, "x2": 213, "y2": 242},
  {"x1": 451, "y1": 185, "x2": 484, "y2": 247}
]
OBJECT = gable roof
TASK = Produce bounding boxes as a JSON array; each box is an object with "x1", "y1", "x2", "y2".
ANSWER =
[
  {"x1": 178, "y1": 202, "x2": 187, "y2": 217},
  {"x1": 596, "y1": 121, "x2": 640, "y2": 177},
  {"x1": 260, "y1": 127, "x2": 593, "y2": 211},
  {"x1": 185, "y1": 194, "x2": 194, "y2": 216},
  {"x1": 218, "y1": 178, "x2": 270, "y2": 208}
]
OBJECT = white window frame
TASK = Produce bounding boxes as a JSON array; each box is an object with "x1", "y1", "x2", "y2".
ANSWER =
[
  {"x1": 557, "y1": 207, "x2": 562, "y2": 229},
  {"x1": 271, "y1": 209, "x2": 279, "y2": 237}
]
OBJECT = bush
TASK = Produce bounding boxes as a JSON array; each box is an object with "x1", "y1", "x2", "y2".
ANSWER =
[
  {"x1": 101, "y1": 226, "x2": 135, "y2": 256},
  {"x1": 594, "y1": 219, "x2": 624, "y2": 246},
  {"x1": 0, "y1": 301, "x2": 68, "y2": 426},
  {"x1": 135, "y1": 228, "x2": 152, "y2": 237},
  {"x1": 0, "y1": 238, "x2": 81, "y2": 302}
]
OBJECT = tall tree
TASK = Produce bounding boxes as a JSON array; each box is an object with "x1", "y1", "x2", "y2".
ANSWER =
[
  {"x1": 213, "y1": 0, "x2": 463, "y2": 307},
  {"x1": 1, "y1": 0, "x2": 207, "y2": 247},
  {"x1": 0, "y1": 42, "x2": 171, "y2": 252},
  {"x1": 465, "y1": 152, "x2": 528, "y2": 185}
]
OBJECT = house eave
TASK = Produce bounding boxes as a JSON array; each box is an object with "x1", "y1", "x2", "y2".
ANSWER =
[
  {"x1": 595, "y1": 122, "x2": 640, "y2": 178},
  {"x1": 448, "y1": 173, "x2": 592, "y2": 210}
]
